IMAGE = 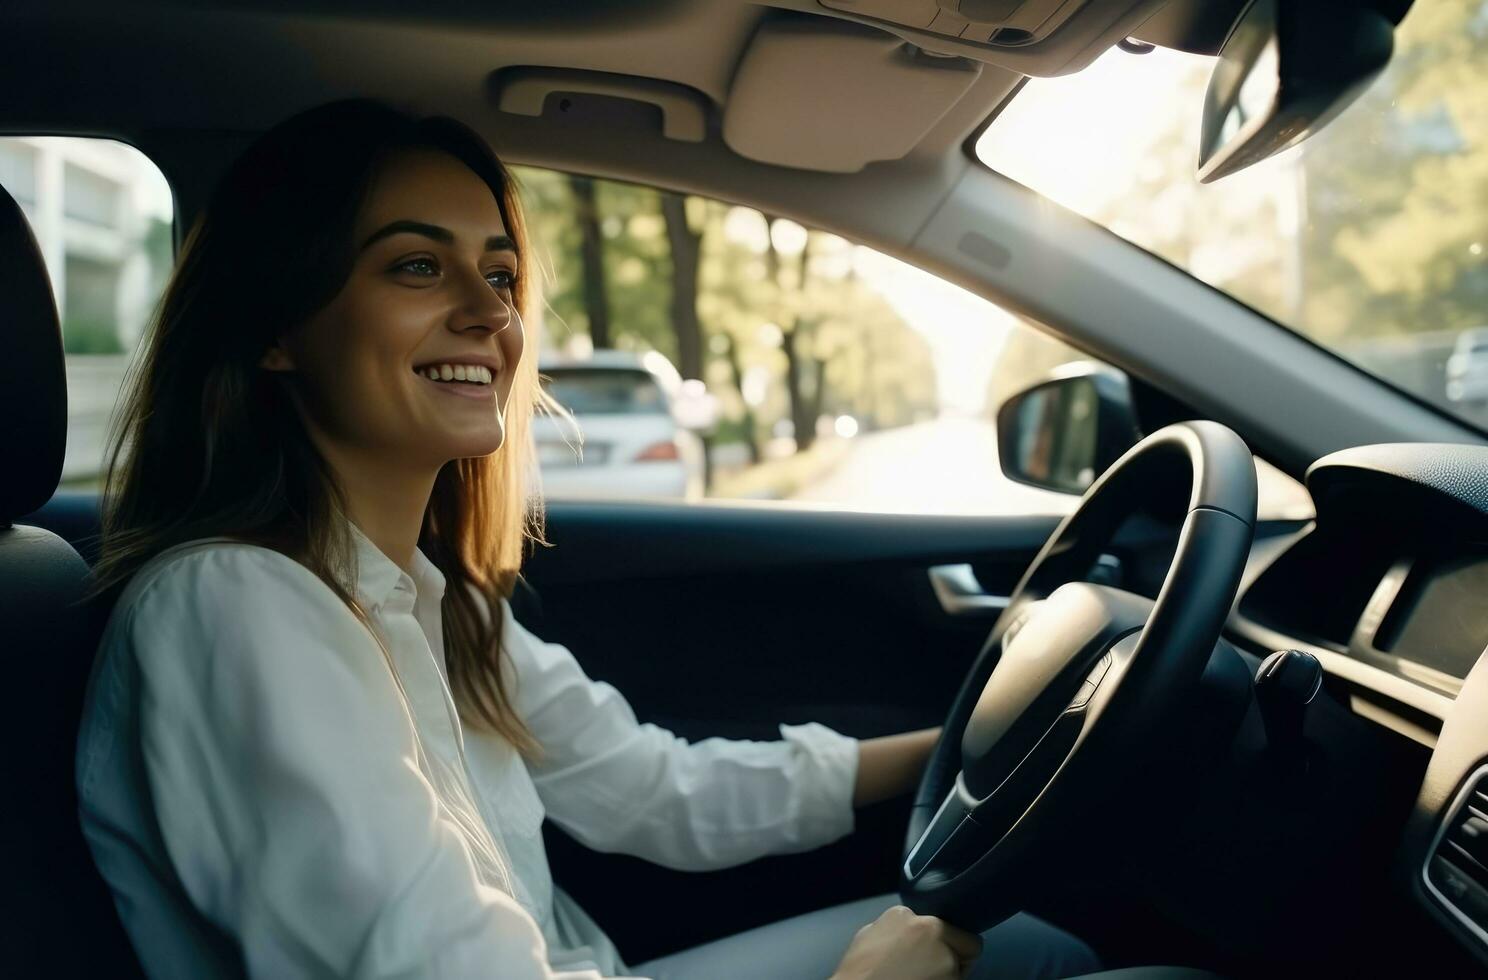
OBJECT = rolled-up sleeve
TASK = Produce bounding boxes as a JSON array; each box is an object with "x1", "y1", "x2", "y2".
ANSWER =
[
  {"x1": 504, "y1": 605, "x2": 860, "y2": 870},
  {"x1": 128, "y1": 548, "x2": 604, "y2": 980}
]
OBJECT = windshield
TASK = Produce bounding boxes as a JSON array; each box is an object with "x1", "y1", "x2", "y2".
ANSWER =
[{"x1": 975, "y1": 1, "x2": 1488, "y2": 432}]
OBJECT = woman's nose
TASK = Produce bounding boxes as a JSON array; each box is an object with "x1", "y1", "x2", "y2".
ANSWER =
[{"x1": 450, "y1": 269, "x2": 514, "y2": 335}]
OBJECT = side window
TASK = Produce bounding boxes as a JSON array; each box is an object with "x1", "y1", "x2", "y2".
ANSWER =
[
  {"x1": 515, "y1": 166, "x2": 1308, "y2": 519},
  {"x1": 0, "y1": 137, "x2": 174, "y2": 488}
]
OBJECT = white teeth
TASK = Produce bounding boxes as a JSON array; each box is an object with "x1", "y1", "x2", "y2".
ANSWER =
[{"x1": 419, "y1": 363, "x2": 495, "y2": 384}]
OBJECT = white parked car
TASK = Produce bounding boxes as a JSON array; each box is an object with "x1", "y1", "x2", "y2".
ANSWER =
[
  {"x1": 533, "y1": 350, "x2": 711, "y2": 500},
  {"x1": 1445, "y1": 327, "x2": 1488, "y2": 405}
]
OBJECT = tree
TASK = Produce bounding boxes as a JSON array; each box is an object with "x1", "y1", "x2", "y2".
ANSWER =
[
  {"x1": 661, "y1": 192, "x2": 704, "y2": 380},
  {"x1": 762, "y1": 215, "x2": 829, "y2": 451},
  {"x1": 517, "y1": 168, "x2": 674, "y2": 356},
  {"x1": 1082, "y1": 3, "x2": 1488, "y2": 358},
  {"x1": 1299, "y1": 1, "x2": 1488, "y2": 343},
  {"x1": 567, "y1": 175, "x2": 611, "y2": 349},
  {"x1": 695, "y1": 201, "x2": 770, "y2": 462},
  {"x1": 713, "y1": 329, "x2": 762, "y2": 463}
]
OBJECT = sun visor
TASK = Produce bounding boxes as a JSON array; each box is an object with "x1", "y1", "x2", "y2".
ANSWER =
[{"x1": 723, "y1": 18, "x2": 981, "y2": 173}]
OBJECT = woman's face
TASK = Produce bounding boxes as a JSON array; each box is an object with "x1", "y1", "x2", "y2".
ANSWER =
[{"x1": 266, "y1": 148, "x2": 525, "y2": 469}]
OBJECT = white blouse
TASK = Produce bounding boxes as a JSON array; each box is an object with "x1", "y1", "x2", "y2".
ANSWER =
[{"x1": 76, "y1": 528, "x2": 860, "y2": 979}]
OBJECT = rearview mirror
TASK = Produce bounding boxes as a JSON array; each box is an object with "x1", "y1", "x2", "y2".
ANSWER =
[
  {"x1": 1197, "y1": 0, "x2": 1393, "y2": 183},
  {"x1": 996, "y1": 365, "x2": 1141, "y2": 496}
]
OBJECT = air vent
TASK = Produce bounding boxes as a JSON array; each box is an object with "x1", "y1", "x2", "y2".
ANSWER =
[{"x1": 1425, "y1": 765, "x2": 1488, "y2": 945}]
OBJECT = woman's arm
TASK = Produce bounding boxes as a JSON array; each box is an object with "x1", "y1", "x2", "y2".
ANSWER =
[
  {"x1": 853, "y1": 727, "x2": 941, "y2": 807},
  {"x1": 502, "y1": 604, "x2": 859, "y2": 871}
]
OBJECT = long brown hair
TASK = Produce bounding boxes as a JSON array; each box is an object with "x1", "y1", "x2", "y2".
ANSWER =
[{"x1": 95, "y1": 100, "x2": 543, "y2": 755}]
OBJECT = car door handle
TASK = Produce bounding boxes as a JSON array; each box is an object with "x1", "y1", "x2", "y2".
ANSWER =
[{"x1": 927, "y1": 564, "x2": 1010, "y2": 617}]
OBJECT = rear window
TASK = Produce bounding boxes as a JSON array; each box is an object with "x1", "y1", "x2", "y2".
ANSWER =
[
  {"x1": 0, "y1": 136, "x2": 173, "y2": 488},
  {"x1": 542, "y1": 368, "x2": 669, "y2": 415}
]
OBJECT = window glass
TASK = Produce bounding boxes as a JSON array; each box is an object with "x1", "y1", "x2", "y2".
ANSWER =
[
  {"x1": 64, "y1": 163, "x2": 123, "y2": 226},
  {"x1": 542, "y1": 369, "x2": 669, "y2": 416},
  {"x1": 0, "y1": 137, "x2": 174, "y2": 487},
  {"x1": 975, "y1": 1, "x2": 1488, "y2": 432},
  {"x1": 515, "y1": 167, "x2": 1310, "y2": 518},
  {"x1": 0, "y1": 142, "x2": 37, "y2": 204}
]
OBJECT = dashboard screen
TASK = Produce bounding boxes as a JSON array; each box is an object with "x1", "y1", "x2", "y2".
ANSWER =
[{"x1": 1375, "y1": 556, "x2": 1488, "y2": 680}]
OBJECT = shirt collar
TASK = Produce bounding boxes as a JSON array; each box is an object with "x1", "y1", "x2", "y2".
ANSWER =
[{"x1": 347, "y1": 522, "x2": 447, "y2": 611}]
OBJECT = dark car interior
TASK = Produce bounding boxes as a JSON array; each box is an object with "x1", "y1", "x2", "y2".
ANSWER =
[{"x1": 4, "y1": 1, "x2": 1488, "y2": 978}]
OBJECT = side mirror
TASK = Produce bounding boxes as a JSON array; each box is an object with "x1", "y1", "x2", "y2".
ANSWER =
[
  {"x1": 996, "y1": 365, "x2": 1141, "y2": 495},
  {"x1": 1197, "y1": 0, "x2": 1393, "y2": 183}
]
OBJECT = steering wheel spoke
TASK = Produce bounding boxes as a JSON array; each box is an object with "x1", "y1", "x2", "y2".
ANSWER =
[
  {"x1": 907, "y1": 636, "x2": 1131, "y2": 883},
  {"x1": 904, "y1": 774, "x2": 982, "y2": 883}
]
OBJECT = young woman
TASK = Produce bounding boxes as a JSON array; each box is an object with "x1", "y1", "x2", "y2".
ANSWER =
[{"x1": 75, "y1": 101, "x2": 1099, "y2": 980}]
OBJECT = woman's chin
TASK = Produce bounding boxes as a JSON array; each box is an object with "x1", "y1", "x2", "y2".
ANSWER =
[{"x1": 438, "y1": 427, "x2": 506, "y2": 462}]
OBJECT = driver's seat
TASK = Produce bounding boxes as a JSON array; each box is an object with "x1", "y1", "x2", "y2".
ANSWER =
[{"x1": 0, "y1": 182, "x2": 144, "y2": 974}]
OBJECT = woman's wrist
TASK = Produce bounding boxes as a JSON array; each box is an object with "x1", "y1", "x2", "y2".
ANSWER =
[{"x1": 851, "y1": 727, "x2": 941, "y2": 807}]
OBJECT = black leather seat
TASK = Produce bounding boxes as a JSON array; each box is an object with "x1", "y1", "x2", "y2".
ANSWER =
[{"x1": 0, "y1": 183, "x2": 143, "y2": 974}]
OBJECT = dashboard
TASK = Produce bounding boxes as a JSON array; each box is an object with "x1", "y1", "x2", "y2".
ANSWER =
[{"x1": 1226, "y1": 442, "x2": 1488, "y2": 967}]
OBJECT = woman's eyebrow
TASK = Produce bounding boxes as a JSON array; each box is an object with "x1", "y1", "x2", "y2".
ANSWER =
[{"x1": 360, "y1": 220, "x2": 517, "y2": 254}]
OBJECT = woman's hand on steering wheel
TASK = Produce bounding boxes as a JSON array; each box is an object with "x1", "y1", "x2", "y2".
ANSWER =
[{"x1": 831, "y1": 905, "x2": 982, "y2": 980}]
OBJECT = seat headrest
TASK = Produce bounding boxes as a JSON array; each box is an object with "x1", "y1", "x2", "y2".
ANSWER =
[{"x1": 0, "y1": 183, "x2": 67, "y2": 523}]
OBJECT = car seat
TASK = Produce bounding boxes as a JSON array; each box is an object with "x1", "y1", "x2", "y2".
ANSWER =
[{"x1": 0, "y1": 181, "x2": 144, "y2": 975}]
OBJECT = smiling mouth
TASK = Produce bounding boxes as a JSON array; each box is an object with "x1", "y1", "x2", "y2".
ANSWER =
[{"x1": 416, "y1": 362, "x2": 496, "y2": 386}]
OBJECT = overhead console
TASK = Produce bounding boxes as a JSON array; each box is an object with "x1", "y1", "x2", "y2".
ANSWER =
[
  {"x1": 807, "y1": 0, "x2": 1237, "y2": 74},
  {"x1": 819, "y1": 0, "x2": 1108, "y2": 48}
]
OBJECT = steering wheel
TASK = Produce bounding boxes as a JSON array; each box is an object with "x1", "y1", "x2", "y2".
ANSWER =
[{"x1": 900, "y1": 421, "x2": 1258, "y2": 931}]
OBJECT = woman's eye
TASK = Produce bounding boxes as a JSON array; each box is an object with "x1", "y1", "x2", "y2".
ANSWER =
[
  {"x1": 395, "y1": 257, "x2": 439, "y2": 277},
  {"x1": 392, "y1": 257, "x2": 514, "y2": 291}
]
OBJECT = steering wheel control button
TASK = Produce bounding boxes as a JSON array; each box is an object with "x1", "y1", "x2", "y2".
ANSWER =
[
  {"x1": 1067, "y1": 679, "x2": 1098, "y2": 710},
  {"x1": 1087, "y1": 651, "x2": 1113, "y2": 686},
  {"x1": 1067, "y1": 650, "x2": 1118, "y2": 711}
]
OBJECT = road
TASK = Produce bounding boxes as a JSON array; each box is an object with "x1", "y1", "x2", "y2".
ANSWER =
[{"x1": 789, "y1": 416, "x2": 1078, "y2": 516}]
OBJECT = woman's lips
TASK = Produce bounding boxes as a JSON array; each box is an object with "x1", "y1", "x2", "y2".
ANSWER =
[{"x1": 418, "y1": 372, "x2": 497, "y2": 400}]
